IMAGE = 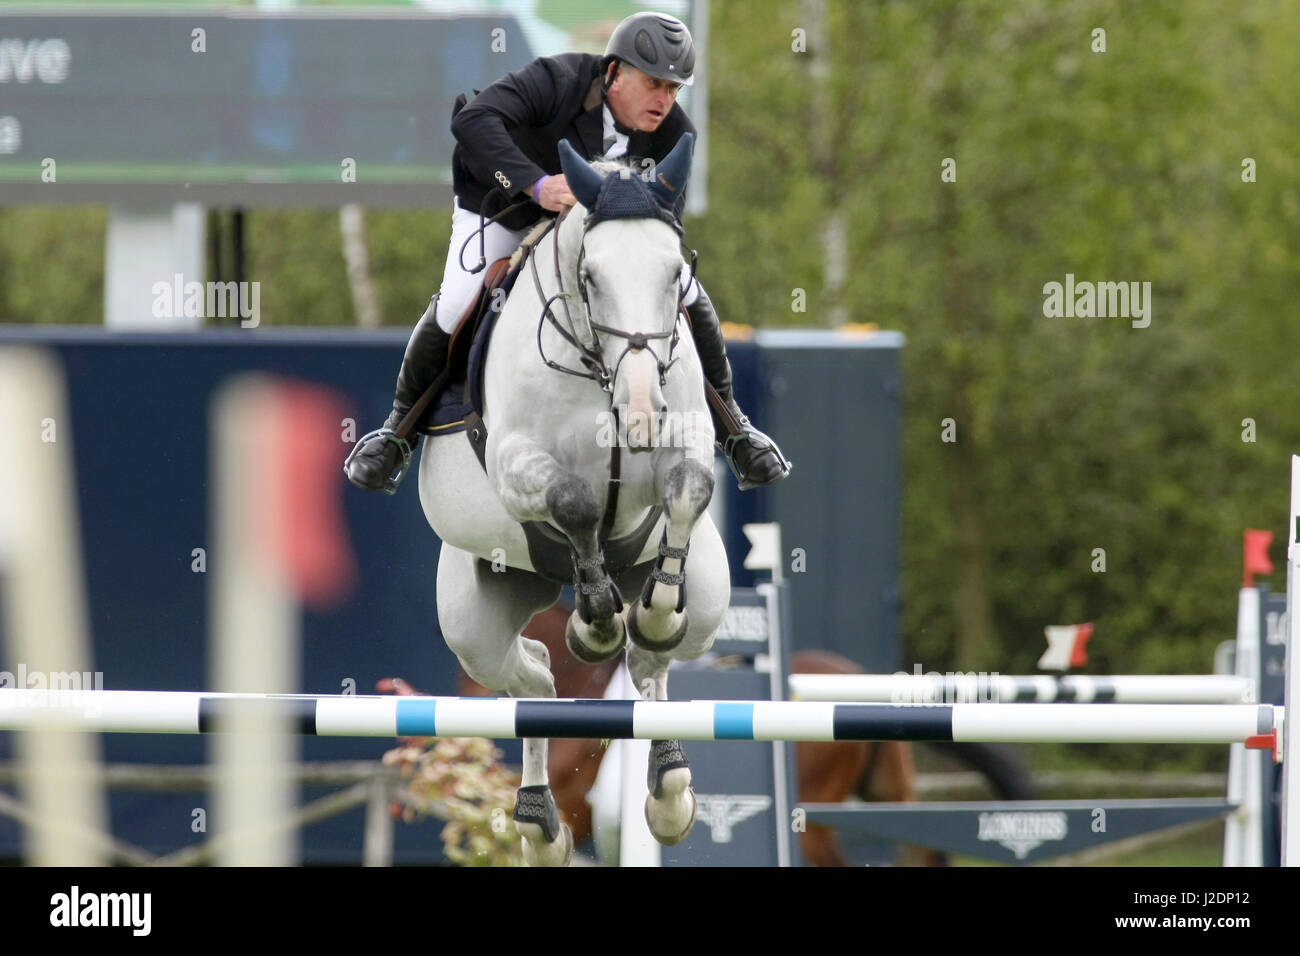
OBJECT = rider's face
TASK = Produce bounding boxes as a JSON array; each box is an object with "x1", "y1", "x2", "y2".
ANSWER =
[{"x1": 606, "y1": 64, "x2": 681, "y2": 133}]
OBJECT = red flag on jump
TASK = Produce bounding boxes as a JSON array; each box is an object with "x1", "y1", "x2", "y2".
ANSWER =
[
  {"x1": 1242, "y1": 529, "x2": 1274, "y2": 587},
  {"x1": 255, "y1": 380, "x2": 357, "y2": 606},
  {"x1": 1038, "y1": 623, "x2": 1094, "y2": 671}
]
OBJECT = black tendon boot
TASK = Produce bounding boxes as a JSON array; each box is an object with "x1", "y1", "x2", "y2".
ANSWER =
[
  {"x1": 344, "y1": 294, "x2": 452, "y2": 494},
  {"x1": 685, "y1": 286, "x2": 792, "y2": 490}
]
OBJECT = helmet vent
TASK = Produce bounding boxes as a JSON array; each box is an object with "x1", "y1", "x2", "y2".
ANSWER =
[{"x1": 633, "y1": 29, "x2": 659, "y2": 63}]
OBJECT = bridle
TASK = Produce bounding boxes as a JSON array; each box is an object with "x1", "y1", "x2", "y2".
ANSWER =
[
  {"x1": 455, "y1": 180, "x2": 699, "y2": 395},
  {"x1": 531, "y1": 205, "x2": 697, "y2": 395}
]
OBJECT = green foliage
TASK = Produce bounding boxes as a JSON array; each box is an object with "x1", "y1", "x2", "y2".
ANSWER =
[{"x1": 0, "y1": 207, "x2": 105, "y2": 322}]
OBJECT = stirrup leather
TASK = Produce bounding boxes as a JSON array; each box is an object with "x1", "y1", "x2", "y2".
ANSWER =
[
  {"x1": 343, "y1": 427, "x2": 415, "y2": 495},
  {"x1": 721, "y1": 418, "x2": 793, "y2": 491}
]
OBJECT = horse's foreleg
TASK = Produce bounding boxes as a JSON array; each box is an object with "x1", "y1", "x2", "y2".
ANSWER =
[
  {"x1": 508, "y1": 638, "x2": 575, "y2": 868},
  {"x1": 494, "y1": 434, "x2": 626, "y2": 662},
  {"x1": 435, "y1": 546, "x2": 572, "y2": 866},
  {"x1": 628, "y1": 457, "x2": 714, "y2": 652},
  {"x1": 627, "y1": 646, "x2": 697, "y2": 846}
]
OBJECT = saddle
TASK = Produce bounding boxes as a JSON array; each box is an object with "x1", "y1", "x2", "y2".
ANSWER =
[{"x1": 420, "y1": 255, "x2": 519, "y2": 437}]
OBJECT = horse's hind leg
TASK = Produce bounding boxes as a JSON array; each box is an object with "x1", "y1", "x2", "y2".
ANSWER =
[
  {"x1": 435, "y1": 543, "x2": 572, "y2": 866},
  {"x1": 626, "y1": 646, "x2": 697, "y2": 845},
  {"x1": 492, "y1": 434, "x2": 626, "y2": 663}
]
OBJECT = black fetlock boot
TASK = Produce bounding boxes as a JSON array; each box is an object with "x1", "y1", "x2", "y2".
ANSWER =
[
  {"x1": 685, "y1": 286, "x2": 793, "y2": 490},
  {"x1": 344, "y1": 294, "x2": 452, "y2": 494}
]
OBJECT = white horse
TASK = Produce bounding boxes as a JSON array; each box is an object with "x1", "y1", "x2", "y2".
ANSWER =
[{"x1": 418, "y1": 133, "x2": 730, "y2": 866}]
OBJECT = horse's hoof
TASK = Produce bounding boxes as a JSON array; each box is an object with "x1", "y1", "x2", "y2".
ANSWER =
[
  {"x1": 514, "y1": 784, "x2": 574, "y2": 867},
  {"x1": 627, "y1": 602, "x2": 689, "y2": 653},
  {"x1": 519, "y1": 822, "x2": 575, "y2": 867},
  {"x1": 565, "y1": 611, "x2": 627, "y2": 664},
  {"x1": 645, "y1": 776, "x2": 697, "y2": 847}
]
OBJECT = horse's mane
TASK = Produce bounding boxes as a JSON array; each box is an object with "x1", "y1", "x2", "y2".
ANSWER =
[
  {"x1": 588, "y1": 156, "x2": 642, "y2": 178},
  {"x1": 508, "y1": 218, "x2": 555, "y2": 270}
]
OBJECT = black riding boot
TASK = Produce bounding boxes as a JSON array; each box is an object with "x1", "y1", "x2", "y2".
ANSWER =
[
  {"x1": 685, "y1": 286, "x2": 792, "y2": 490},
  {"x1": 344, "y1": 294, "x2": 452, "y2": 493}
]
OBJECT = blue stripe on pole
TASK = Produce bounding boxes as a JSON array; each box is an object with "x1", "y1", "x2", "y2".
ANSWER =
[
  {"x1": 833, "y1": 704, "x2": 953, "y2": 741},
  {"x1": 515, "y1": 699, "x2": 636, "y2": 738},
  {"x1": 395, "y1": 698, "x2": 439, "y2": 736},
  {"x1": 714, "y1": 702, "x2": 755, "y2": 739}
]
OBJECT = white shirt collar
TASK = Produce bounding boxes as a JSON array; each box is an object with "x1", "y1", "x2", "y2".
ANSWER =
[{"x1": 601, "y1": 104, "x2": 629, "y2": 159}]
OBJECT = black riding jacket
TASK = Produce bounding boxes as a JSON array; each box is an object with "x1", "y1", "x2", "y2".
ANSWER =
[{"x1": 451, "y1": 52, "x2": 696, "y2": 231}]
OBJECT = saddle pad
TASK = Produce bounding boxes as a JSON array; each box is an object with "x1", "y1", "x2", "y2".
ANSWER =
[
  {"x1": 426, "y1": 380, "x2": 471, "y2": 435},
  {"x1": 421, "y1": 259, "x2": 525, "y2": 435}
]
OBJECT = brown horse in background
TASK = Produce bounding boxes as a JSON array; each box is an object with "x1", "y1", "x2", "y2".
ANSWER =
[{"x1": 448, "y1": 606, "x2": 945, "y2": 866}]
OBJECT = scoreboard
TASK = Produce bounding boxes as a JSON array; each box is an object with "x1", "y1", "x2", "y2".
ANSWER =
[{"x1": 0, "y1": 8, "x2": 537, "y2": 206}]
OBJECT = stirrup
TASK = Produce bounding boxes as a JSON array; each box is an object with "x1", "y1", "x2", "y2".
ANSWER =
[
  {"x1": 343, "y1": 427, "x2": 415, "y2": 495},
  {"x1": 721, "y1": 421, "x2": 793, "y2": 491}
]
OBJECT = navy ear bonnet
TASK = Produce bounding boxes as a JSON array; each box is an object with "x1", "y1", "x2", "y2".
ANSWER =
[
  {"x1": 558, "y1": 133, "x2": 694, "y2": 234},
  {"x1": 588, "y1": 169, "x2": 682, "y2": 232}
]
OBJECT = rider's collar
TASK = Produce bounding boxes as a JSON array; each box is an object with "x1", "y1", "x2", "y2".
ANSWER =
[{"x1": 599, "y1": 86, "x2": 638, "y2": 138}]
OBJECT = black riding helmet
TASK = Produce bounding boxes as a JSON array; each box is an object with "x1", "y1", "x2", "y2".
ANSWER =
[{"x1": 601, "y1": 11, "x2": 696, "y2": 91}]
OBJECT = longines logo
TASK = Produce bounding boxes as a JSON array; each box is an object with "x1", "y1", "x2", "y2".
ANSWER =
[
  {"x1": 695, "y1": 794, "x2": 771, "y2": 843},
  {"x1": 715, "y1": 606, "x2": 768, "y2": 643},
  {"x1": 977, "y1": 811, "x2": 1068, "y2": 859}
]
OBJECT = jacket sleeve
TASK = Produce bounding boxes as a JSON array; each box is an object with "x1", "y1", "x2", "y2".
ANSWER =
[{"x1": 451, "y1": 56, "x2": 578, "y2": 200}]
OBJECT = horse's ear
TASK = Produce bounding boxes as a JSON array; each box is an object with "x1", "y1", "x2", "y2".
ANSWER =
[
  {"x1": 558, "y1": 139, "x2": 603, "y2": 209},
  {"x1": 647, "y1": 132, "x2": 694, "y2": 209}
]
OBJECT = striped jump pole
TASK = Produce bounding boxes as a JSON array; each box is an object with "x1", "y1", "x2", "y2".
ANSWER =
[
  {"x1": 789, "y1": 674, "x2": 1256, "y2": 705},
  {"x1": 0, "y1": 690, "x2": 1280, "y2": 746}
]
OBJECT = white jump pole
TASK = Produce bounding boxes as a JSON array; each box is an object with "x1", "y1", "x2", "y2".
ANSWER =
[
  {"x1": 789, "y1": 674, "x2": 1255, "y2": 704},
  {"x1": 618, "y1": 666, "x2": 660, "y2": 867},
  {"x1": 207, "y1": 376, "x2": 355, "y2": 866},
  {"x1": 0, "y1": 348, "x2": 108, "y2": 866},
  {"x1": 0, "y1": 691, "x2": 1278, "y2": 745},
  {"x1": 1284, "y1": 455, "x2": 1300, "y2": 865},
  {"x1": 1225, "y1": 553, "x2": 1264, "y2": 867},
  {"x1": 210, "y1": 377, "x2": 301, "y2": 867}
]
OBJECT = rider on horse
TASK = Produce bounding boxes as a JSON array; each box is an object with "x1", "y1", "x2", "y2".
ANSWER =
[{"x1": 345, "y1": 11, "x2": 792, "y2": 494}]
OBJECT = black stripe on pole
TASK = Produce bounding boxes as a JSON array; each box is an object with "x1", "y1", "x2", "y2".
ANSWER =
[
  {"x1": 1014, "y1": 685, "x2": 1037, "y2": 702},
  {"x1": 832, "y1": 705, "x2": 953, "y2": 741},
  {"x1": 1093, "y1": 685, "x2": 1117, "y2": 703},
  {"x1": 197, "y1": 697, "x2": 319, "y2": 734},
  {"x1": 514, "y1": 699, "x2": 637, "y2": 738},
  {"x1": 1055, "y1": 683, "x2": 1077, "y2": 702}
]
